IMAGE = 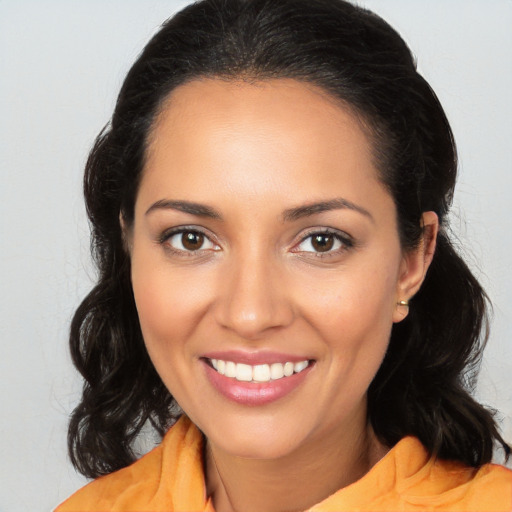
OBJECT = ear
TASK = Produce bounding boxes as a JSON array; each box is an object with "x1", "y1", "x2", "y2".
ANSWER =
[
  {"x1": 393, "y1": 211, "x2": 438, "y2": 323},
  {"x1": 119, "y1": 212, "x2": 133, "y2": 255}
]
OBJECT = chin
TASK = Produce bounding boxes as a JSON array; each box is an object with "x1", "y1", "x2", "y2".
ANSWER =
[
  {"x1": 219, "y1": 434, "x2": 301, "y2": 460},
  {"x1": 200, "y1": 414, "x2": 310, "y2": 460}
]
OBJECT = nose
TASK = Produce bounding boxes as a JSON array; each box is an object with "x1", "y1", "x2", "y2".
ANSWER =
[{"x1": 213, "y1": 249, "x2": 294, "y2": 339}]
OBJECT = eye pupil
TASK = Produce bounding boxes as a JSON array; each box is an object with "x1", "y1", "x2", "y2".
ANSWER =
[
  {"x1": 312, "y1": 234, "x2": 334, "y2": 252},
  {"x1": 182, "y1": 231, "x2": 204, "y2": 250}
]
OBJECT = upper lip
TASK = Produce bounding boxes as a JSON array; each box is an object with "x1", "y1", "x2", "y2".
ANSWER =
[{"x1": 201, "y1": 350, "x2": 313, "y2": 365}]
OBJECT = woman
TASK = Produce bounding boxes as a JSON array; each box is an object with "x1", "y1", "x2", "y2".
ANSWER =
[{"x1": 56, "y1": 0, "x2": 511, "y2": 510}]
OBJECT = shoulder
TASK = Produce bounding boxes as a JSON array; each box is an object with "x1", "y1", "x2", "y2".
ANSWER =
[
  {"x1": 395, "y1": 438, "x2": 512, "y2": 511},
  {"x1": 55, "y1": 442, "x2": 166, "y2": 511},
  {"x1": 440, "y1": 460, "x2": 512, "y2": 509},
  {"x1": 55, "y1": 416, "x2": 206, "y2": 512},
  {"x1": 317, "y1": 436, "x2": 512, "y2": 511}
]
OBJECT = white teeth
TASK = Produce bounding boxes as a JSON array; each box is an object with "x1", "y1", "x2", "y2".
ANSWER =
[
  {"x1": 236, "y1": 363, "x2": 253, "y2": 382},
  {"x1": 294, "y1": 361, "x2": 309, "y2": 373},
  {"x1": 252, "y1": 364, "x2": 270, "y2": 382},
  {"x1": 209, "y1": 358, "x2": 310, "y2": 382},
  {"x1": 283, "y1": 361, "x2": 294, "y2": 377},
  {"x1": 225, "y1": 361, "x2": 237, "y2": 378},
  {"x1": 270, "y1": 362, "x2": 284, "y2": 380}
]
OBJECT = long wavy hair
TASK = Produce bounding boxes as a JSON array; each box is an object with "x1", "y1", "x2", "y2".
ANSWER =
[{"x1": 68, "y1": 0, "x2": 510, "y2": 478}]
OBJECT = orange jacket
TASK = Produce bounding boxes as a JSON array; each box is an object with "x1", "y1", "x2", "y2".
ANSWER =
[{"x1": 57, "y1": 416, "x2": 512, "y2": 511}]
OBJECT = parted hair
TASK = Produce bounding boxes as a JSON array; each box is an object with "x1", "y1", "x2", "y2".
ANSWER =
[{"x1": 69, "y1": 0, "x2": 510, "y2": 478}]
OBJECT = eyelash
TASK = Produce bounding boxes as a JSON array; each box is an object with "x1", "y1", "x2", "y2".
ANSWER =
[
  {"x1": 158, "y1": 227, "x2": 354, "y2": 258},
  {"x1": 159, "y1": 226, "x2": 220, "y2": 256},
  {"x1": 292, "y1": 229, "x2": 354, "y2": 258}
]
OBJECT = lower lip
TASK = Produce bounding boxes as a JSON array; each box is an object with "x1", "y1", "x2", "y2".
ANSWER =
[{"x1": 203, "y1": 361, "x2": 313, "y2": 406}]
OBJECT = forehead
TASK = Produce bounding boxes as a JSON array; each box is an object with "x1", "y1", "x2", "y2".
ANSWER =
[
  {"x1": 147, "y1": 78, "x2": 373, "y2": 164},
  {"x1": 140, "y1": 78, "x2": 387, "y2": 214}
]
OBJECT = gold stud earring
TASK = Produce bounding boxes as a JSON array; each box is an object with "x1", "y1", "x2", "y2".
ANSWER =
[{"x1": 397, "y1": 300, "x2": 409, "y2": 307}]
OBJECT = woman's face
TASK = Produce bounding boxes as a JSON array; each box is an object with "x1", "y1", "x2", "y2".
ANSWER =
[{"x1": 129, "y1": 78, "x2": 426, "y2": 459}]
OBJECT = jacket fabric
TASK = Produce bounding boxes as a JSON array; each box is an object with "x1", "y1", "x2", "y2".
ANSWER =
[{"x1": 56, "y1": 415, "x2": 512, "y2": 511}]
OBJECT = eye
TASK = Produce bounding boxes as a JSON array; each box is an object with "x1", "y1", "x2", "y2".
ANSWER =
[
  {"x1": 162, "y1": 229, "x2": 219, "y2": 253},
  {"x1": 293, "y1": 231, "x2": 352, "y2": 255}
]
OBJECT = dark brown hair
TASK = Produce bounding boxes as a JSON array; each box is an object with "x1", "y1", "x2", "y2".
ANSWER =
[{"x1": 68, "y1": 0, "x2": 510, "y2": 478}]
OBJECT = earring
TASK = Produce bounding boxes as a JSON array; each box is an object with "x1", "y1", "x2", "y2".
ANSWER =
[{"x1": 397, "y1": 300, "x2": 409, "y2": 307}]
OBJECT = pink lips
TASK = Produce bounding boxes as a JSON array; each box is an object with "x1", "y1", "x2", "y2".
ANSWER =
[{"x1": 201, "y1": 351, "x2": 314, "y2": 406}]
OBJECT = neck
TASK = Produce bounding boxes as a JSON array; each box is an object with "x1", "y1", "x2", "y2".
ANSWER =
[{"x1": 205, "y1": 416, "x2": 387, "y2": 512}]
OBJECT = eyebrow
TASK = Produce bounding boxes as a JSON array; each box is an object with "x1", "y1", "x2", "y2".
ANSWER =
[
  {"x1": 145, "y1": 199, "x2": 222, "y2": 219},
  {"x1": 282, "y1": 198, "x2": 374, "y2": 222},
  {"x1": 145, "y1": 197, "x2": 373, "y2": 222}
]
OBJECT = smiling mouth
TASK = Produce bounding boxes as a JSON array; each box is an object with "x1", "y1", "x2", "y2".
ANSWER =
[{"x1": 205, "y1": 358, "x2": 314, "y2": 383}]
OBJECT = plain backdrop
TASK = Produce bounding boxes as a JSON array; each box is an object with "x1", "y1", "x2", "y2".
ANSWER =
[{"x1": 1, "y1": 1, "x2": 511, "y2": 510}]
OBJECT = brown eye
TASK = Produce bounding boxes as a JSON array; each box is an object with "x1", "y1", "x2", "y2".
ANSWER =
[
  {"x1": 294, "y1": 230, "x2": 350, "y2": 255},
  {"x1": 182, "y1": 231, "x2": 204, "y2": 250},
  {"x1": 311, "y1": 234, "x2": 334, "y2": 252},
  {"x1": 164, "y1": 229, "x2": 218, "y2": 253}
]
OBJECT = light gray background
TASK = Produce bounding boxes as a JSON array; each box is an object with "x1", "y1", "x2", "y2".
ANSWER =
[{"x1": 1, "y1": 1, "x2": 511, "y2": 511}]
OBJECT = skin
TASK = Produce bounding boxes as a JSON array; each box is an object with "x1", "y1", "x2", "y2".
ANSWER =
[{"x1": 126, "y1": 78, "x2": 438, "y2": 512}]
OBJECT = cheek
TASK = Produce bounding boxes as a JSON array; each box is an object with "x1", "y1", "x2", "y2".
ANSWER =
[
  {"x1": 130, "y1": 259, "x2": 217, "y2": 408},
  {"x1": 300, "y1": 258, "x2": 399, "y2": 333},
  {"x1": 133, "y1": 273, "x2": 177, "y2": 341},
  {"x1": 297, "y1": 252, "x2": 400, "y2": 385},
  {"x1": 130, "y1": 256, "x2": 213, "y2": 355}
]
